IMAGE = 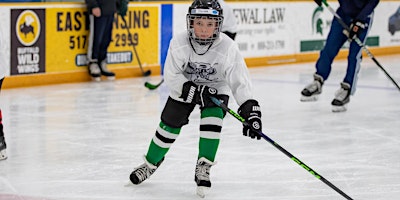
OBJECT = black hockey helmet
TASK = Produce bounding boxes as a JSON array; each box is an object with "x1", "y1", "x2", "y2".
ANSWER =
[{"x1": 186, "y1": 0, "x2": 224, "y2": 45}]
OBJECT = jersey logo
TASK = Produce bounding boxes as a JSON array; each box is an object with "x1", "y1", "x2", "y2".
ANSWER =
[{"x1": 186, "y1": 61, "x2": 218, "y2": 82}]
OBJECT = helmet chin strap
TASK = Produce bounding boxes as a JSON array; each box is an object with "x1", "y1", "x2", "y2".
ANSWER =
[{"x1": 189, "y1": 38, "x2": 213, "y2": 56}]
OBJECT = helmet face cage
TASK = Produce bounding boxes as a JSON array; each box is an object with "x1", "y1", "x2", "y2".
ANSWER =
[{"x1": 187, "y1": 0, "x2": 224, "y2": 45}]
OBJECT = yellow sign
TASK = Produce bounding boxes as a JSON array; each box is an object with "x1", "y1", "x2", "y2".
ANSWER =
[
  {"x1": 111, "y1": 6, "x2": 159, "y2": 67},
  {"x1": 45, "y1": 5, "x2": 159, "y2": 73}
]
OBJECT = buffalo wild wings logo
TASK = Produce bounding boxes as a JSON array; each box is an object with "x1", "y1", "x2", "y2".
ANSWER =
[{"x1": 16, "y1": 10, "x2": 41, "y2": 46}]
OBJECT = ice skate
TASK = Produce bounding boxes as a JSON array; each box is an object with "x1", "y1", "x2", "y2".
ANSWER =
[
  {"x1": 0, "y1": 136, "x2": 7, "y2": 160},
  {"x1": 99, "y1": 60, "x2": 115, "y2": 80},
  {"x1": 88, "y1": 62, "x2": 101, "y2": 82},
  {"x1": 332, "y1": 82, "x2": 351, "y2": 112},
  {"x1": 195, "y1": 157, "x2": 214, "y2": 198},
  {"x1": 129, "y1": 156, "x2": 163, "y2": 185},
  {"x1": 300, "y1": 74, "x2": 324, "y2": 101}
]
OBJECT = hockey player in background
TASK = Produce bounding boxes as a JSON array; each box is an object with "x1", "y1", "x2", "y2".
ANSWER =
[
  {"x1": 218, "y1": 0, "x2": 238, "y2": 40},
  {"x1": 85, "y1": 0, "x2": 128, "y2": 81},
  {"x1": 129, "y1": 0, "x2": 263, "y2": 198},
  {"x1": 301, "y1": 0, "x2": 379, "y2": 112}
]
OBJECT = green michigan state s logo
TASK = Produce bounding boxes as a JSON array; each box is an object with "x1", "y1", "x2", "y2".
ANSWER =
[{"x1": 311, "y1": 6, "x2": 324, "y2": 35}]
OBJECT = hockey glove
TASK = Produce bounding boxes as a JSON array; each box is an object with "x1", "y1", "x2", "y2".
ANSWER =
[
  {"x1": 180, "y1": 81, "x2": 218, "y2": 107},
  {"x1": 238, "y1": 99, "x2": 262, "y2": 140},
  {"x1": 117, "y1": 0, "x2": 129, "y2": 17},
  {"x1": 313, "y1": 0, "x2": 322, "y2": 7},
  {"x1": 348, "y1": 20, "x2": 366, "y2": 40}
]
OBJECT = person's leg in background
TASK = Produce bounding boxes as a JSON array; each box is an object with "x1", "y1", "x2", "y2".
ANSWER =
[
  {"x1": 0, "y1": 78, "x2": 7, "y2": 160},
  {"x1": 97, "y1": 14, "x2": 116, "y2": 80}
]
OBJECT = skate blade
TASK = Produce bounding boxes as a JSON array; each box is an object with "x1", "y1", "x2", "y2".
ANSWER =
[
  {"x1": 105, "y1": 76, "x2": 115, "y2": 81},
  {"x1": 332, "y1": 105, "x2": 347, "y2": 112},
  {"x1": 196, "y1": 186, "x2": 209, "y2": 198},
  {"x1": 300, "y1": 95, "x2": 319, "y2": 102},
  {"x1": 91, "y1": 76, "x2": 101, "y2": 82},
  {"x1": 124, "y1": 181, "x2": 134, "y2": 187}
]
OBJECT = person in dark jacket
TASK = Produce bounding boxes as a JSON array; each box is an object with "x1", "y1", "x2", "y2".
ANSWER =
[
  {"x1": 301, "y1": 0, "x2": 379, "y2": 112},
  {"x1": 85, "y1": 0, "x2": 127, "y2": 81}
]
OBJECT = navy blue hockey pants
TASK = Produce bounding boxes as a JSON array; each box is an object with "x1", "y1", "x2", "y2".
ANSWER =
[
  {"x1": 316, "y1": 9, "x2": 373, "y2": 95},
  {"x1": 87, "y1": 14, "x2": 115, "y2": 63}
]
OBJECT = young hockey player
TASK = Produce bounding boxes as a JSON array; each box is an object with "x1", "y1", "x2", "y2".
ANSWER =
[
  {"x1": 129, "y1": 0, "x2": 263, "y2": 197},
  {"x1": 301, "y1": 0, "x2": 379, "y2": 112}
]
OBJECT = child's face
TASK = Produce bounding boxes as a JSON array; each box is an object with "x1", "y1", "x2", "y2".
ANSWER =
[{"x1": 193, "y1": 17, "x2": 217, "y2": 40}]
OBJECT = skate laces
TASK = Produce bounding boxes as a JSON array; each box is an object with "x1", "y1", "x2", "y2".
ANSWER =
[
  {"x1": 334, "y1": 87, "x2": 349, "y2": 101},
  {"x1": 305, "y1": 80, "x2": 321, "y2": 93},
  {"x1": 100, "y1": 61, "x2": 112, "y2": 73},
  {"x1": 196, "y1": 161, "x2": 211, "y2": 181},
  {"x1": 133, "y1": 163, "x2": 156, "y2": 183},
  {"x1": 89, "y1": 64, "x2": 100, "y2": 74}
]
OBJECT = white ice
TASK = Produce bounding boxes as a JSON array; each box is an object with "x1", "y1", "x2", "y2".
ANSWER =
[{"x1": 0, "y1": 54, "x2": 399, "y2": 200}]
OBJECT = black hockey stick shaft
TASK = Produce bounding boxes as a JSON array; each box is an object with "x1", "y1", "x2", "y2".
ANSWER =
[
  {"x1": 209, "y1": 96, "x2": 354, "y2": 200},
  {"x1": 322, "y1": 0, "x2": 400, "y2": 91},
  {"x1": 120, "y1": 16, "x2": 151, "y2": 77},
  {"x1": 144, "y1": 79, "x2": 164, "y2": 90}
]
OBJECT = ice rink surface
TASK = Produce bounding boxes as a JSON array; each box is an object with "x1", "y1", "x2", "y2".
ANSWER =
[{"x1": 0, "y1": 54, "x2": 399, "y2": 200}]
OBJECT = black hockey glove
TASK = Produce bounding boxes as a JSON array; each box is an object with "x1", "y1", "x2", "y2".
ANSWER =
[
  {"x1": 117, "y1": 0, "x2": 129, "y2": 17},
  {"x1": 348, "y1": 20, "x2": 366, "y2": 40},
  {"x1": 238, "y1": 99, "x2": 262, "y2": 140},
  {"x1": 314, "y1": 0, "x2": 322, "y2": 7},
  {"x1": 180, "y1": 81, "x2": 218, "y2": 107}
]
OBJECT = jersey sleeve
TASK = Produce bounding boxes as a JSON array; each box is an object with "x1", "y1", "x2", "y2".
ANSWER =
[
  {"x1": 85, "y1": 0, "x2": 99, "y2": 11},
  {"x1": 355, "y1": 0, "x2": 379, "y2": 22},
  {"x1": 224, "y1": 43, "x2": 254, "y2": 106},
  {"x1": 163, "y1": 36, "x2": 190, "y2": 102}
]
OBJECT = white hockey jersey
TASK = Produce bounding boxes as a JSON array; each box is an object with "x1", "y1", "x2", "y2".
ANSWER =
[
  {"x1": 218, "y1": 0, "x2": 238, "y2": 33},
  {"x1": 164, "y1": 32, "x2": 253, "y2": 106}
]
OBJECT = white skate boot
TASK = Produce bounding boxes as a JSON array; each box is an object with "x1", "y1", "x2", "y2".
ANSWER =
[
  {"x1": 331, "y1": 82, "x2": 351, "y2": 112},
  {"x1": 99, "y1": 60, "x2": 115, "y2": 80},
  {"x1": 0, "y1": 136, "x2": 7, "y2": 160},
  {"x1": 129, "y1": 156, "x2": 163, "y2": 185},
  {"x1": 88, "y1": 62, "x2": 101, "y2": 82},
  {"x1": 301, "y1": 74, "x2": 324, "y2": 101},
  {"x1": 195, "y1": 157, "x2": 215, "y2": 198}
]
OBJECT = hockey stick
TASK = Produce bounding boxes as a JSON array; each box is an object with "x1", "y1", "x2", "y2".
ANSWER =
[
  {"x1": 209, "y1": 96, "x2": 354, "y2": 200},
  {"x1": 144, "y1": 79, "x2": 164, "y2": 90},
  {"x1": 120, "y1": 16, "x2": 151, "y2": 77},
  {"x1": 321, "y1": 0, "x2": 400, "y2": 91}
]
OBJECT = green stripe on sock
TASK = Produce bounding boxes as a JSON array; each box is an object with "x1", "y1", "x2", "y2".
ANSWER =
[
  {"x1": 199, "y1": 138, "x2": 220, "y2": 162},
  {"x1": 146, "y1": 140, "x2": 169, "y2": 165},
  {"x1": 146, "y1": 122, "x2": 181, "y2": 165},
  {"x1": 201, "y1": 107, "x2": 224, "y2": 119},
  {"x1": 198, "y1": 107, "x2": 223, "y2": 162},
  {"x1": 159, "y1": 121, "x2": 180, "y2": 134}
]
